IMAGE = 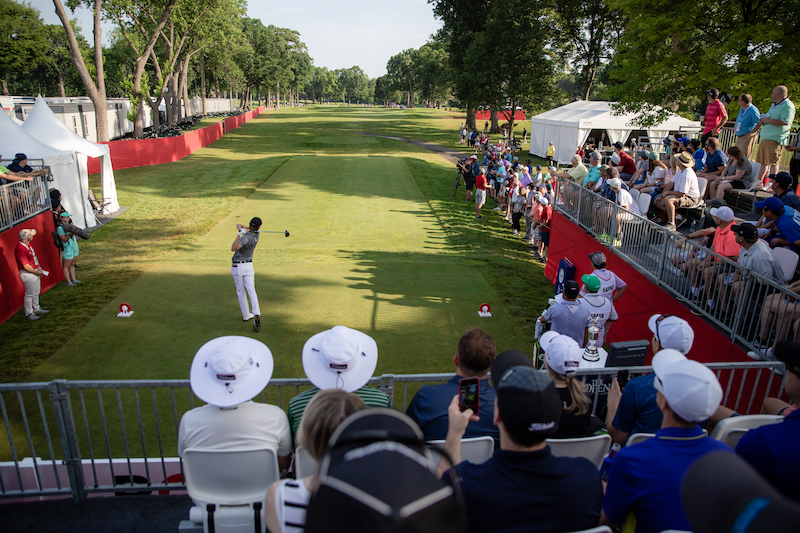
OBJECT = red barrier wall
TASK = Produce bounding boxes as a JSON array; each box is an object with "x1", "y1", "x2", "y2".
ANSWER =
[
  {"x1": 87, "y1": 108, "x2": 263, "y2": 174},
  {"x1": 0, "y1": 211, "x2": 64, "y2": 322},
  {"x1": 543, "y1": 210, "x2": 749, "y2": 366},
  {"x1": 475, "y1": 110, "x2": 526, "y2": 122}
]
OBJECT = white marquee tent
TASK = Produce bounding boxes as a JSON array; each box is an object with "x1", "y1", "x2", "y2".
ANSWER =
[
  {"x1": 22, "y1": 95, "x2": 120, "y2": 214},
  {"x1": 529, "y1": 101, "x2": 702, "y2": 165},
  {"x1": 0, "y1": 110, "x2": 93, "y2": 229}
]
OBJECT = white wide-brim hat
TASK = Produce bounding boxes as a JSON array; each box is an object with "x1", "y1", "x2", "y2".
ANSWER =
[
  {"x1": 302, "y1": 326, "x2": 378, "y2": 393},
  {"x1": 190, "y1": 336, "x2": 274, "y2": 408}
]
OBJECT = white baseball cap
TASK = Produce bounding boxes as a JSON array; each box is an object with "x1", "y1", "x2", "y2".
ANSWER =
[
  {"x1": 710, "y1": 206, "x2": 734, "y2": 222},
  {"x1": 611, "y1": 154, "x2": 621, "y2": 165},
  {"x1": 302, "y1": 326, "x2": 378, "y2": 392},
  {"x1": 190, "y1": 336, "x2": 274, "y2": 408},
  {"x1": 607, "y1": 177, "x2": 623, "y2": 189},
  {"x1": 538, "y1": 197, "x2": 550, "y2": 205},
  {"x1": 652, "y1": 349, "x2": 722, "y2": 422},
  {"x1": 648, "y1": 314, "x2": 695, "y2": 354},
  {"x1": 540, "y1": 332, "x2": 581, "y2": 376}
]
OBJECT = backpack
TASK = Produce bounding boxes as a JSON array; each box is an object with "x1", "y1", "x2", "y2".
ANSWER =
[{"x1": 52, "y1": 229, "x2": 63, "y2": 251}]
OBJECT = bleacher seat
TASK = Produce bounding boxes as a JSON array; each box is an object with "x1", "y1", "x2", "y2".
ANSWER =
[
  {"x1": 625, "y1": 432, "x2": 655, "y2": 447},
  {"x1": 181, "y1": 447, "x2": 279, "y2": 533},
  {"x1": 546, "y1": 434, "x2": 612, "y2": 468},
  {"x1": 628, "y1": 188, "x2": 640, "y2": 203},
  {"x1": 723, "y1": 161, "x2": 762, "y2": 215},
  {"x1": 771, "y1": 247, "x2": 799, "y2": 283},
  {"x1": 428, "y1": 436, "x2": 494, "y2": 468},
  {"x1": 709, "y1": 414, "x2": 783, "y2": 448},
  {"x1": 294, "y1": 445, "x2": 317, "y2": 479},
  {"x1": 676, "y1": 177, "x2": 707, "y2": 227}
]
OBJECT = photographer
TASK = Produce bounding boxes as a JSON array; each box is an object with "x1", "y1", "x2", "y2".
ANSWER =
[{"x1": 457, "y1": 155, "x2": 478, "y2": 203}]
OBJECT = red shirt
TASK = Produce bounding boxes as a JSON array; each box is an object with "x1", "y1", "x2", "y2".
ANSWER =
[
  {"x1": 476, "y1": 174, "x2": 487, "y2": 190},
  {"x1": 618, "y1": 151, "x2": 637, "y2": 175},
  {"x1": 704, "y1": 99, "x2": 729, "y2": 134},
  {"x1": 15, "y1": 242, "x2": 37, "y2": 271},
  {"x1": 539, "y1": 205, "x2": 553, "y2": 228}
]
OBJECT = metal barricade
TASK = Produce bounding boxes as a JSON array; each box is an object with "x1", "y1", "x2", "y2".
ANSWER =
[{"x1": 0, "y1": 170, "x2": 51, "y2": 232}]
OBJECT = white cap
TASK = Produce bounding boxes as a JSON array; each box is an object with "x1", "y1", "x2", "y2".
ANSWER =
[
  {"x1": 652, "y1": 350, "x2": 723, "y2": 423},
  {"x1": 611, "y1": 154, "x2": 621, "y2": 165},
  {"x1": 710, "y1": 206, "x2": 734, "y2": 222},
  {"x1": 647, "y1": 314, "x2": 695, "y2": 354},
  {"x1": 301, "y1": 326, "x2": 378, "y2": 392},
  {"x1": 540, "y1": 332, "x2": 581, "y2": 376},
  {"x1": 538, "y1": 197, "x2": 549, "y2": 205},
  {"x1": 607, "y1": 177, "x2": 623, "y2": 189},
  {"x1": 470, "y1": 155, "x2": 477, "y2": 160}
]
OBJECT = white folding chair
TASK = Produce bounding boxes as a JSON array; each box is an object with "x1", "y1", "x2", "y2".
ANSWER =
[
  {"x1": 771, "y1": 247, "x2": 799, "y2": 283},
  {"x1": 625, "y1": 432, "x2": 655, "y2": 447},
  {"x1": 546, "y1": 434, "x2": 612, "y2": 468},
  {"x1": 182, "y1": 447, "x2": 279, "y2": 533},
  {"x1": 294, "y1": 445, "x2": 317, "y2": 479},
  {"x1": 428, "y1": 436, "x2": 495, "y2": 468},
  {"x1": 636, "y1": 193, "x2": 651, "y2": 216},
  {"x1": 628, "y1": 188, "x2": 640, "y2": 202},
  {"x1": 709, "y1": 414, "x2": 783, "y2": 448}
]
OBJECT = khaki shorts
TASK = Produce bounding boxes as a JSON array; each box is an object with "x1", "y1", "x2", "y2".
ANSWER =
[
  {"x1": 672, "y1": 195, "x2": 701, "y2": 208},
  {"x1": 756, "y1": 139, "x2": 783, "y2": 166},
  {"x1": 475, "y1": 189, "x2": 486, "y2": 205},
  {"x1": 735, "y1": 135, "x2": 757, "y2": 159}
]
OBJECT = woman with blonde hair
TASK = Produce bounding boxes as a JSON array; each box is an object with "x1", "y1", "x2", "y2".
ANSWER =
[
  {"x1": 265, "y1": 389, "x2": 364, "y2": 533},
  {"x1": 540, "y1": 332, "x2": 604, "y2": 438}
]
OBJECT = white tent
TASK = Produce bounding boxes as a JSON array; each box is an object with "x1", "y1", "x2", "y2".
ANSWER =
[
  {"x1": 0, "y1": 110, "x2": 93, "y2": 229},
  {"x1": 22, "y1": 95, "x2": 120, "y2": 214},
  {"x1": 529, "y1": 101, "x2": 702, "y2": 165}
]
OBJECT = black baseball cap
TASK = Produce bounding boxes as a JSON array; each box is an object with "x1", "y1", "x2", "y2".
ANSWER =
[
  {"x1": 563, "y1": 280, "x2": 580, "y2": 299},
  {"x1": 249, "y1": 217, "x2": 262, "y2": 228},
  {"x1": 612, "y1": 141, "x2": 623, "y2": 150},
  {"x1": 730, "y1": 223, "x2": 758, "y2": 240},
  {"x1": 770, "y1": 172, "x2": 794, "y2": 189},
  {"x1": 774, "y1": 340, "x2": 800, "y2": 372},
  {"x1": 496, "y1": 366, "x2": 560, "y2": 441},
  {"x1": 491, "y1": 350, "x2": 533, "y2": 389},
  {"x1": 706, "y1": 88, "x2": 719, "y2": 98}
]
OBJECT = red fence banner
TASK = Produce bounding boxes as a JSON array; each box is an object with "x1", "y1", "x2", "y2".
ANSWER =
[
  {"x1": 0, "y1": 211, "x2": 64, "y2": 323},
  {"x1": 475, "y1": 110, "x2": 526, "y2": 122}
]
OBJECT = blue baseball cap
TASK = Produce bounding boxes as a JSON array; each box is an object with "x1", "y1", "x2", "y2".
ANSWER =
[
  {"x1": 536, "y1": 165, "x2": 542, "y2": 170},
  {"x1": 678, "y1": 137, "x2": 692, "y2": 146},
  {"x1": 756, "y1": 197, "x2": 784, "y2": 212}
]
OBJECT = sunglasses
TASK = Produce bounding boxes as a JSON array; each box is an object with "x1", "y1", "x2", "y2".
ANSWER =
[{"x1": 655, "y1": 314, "x2": 674, "y2": 343}]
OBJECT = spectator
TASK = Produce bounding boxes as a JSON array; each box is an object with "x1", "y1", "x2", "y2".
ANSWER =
[
  {"x1": 580, "y1": 251, "x2": 627, "y2": 302},
  {"x1": 771, "y1": 171, "x2": 800, "y2": 210},
  {"x1": 702, "y1": 88, "x2": 729, "y2": 146},
  {"x1": 736, "y1": 341, "x2": 800, "y2": 502},
  {"x1": 540, "y1": 331, "x2": 605, "y2": 437},
  {"x1": 287, "y1": 326, "x2": 389, "y2": 436},
  {"x1": 1, "y1": 152, "x2": 44, "y2": 215},
  {"x1": 688, "y1": 206, "x2": 740, "y2": 309},
  {"x1": 627, "y1": 150, "x2": 650, "y2": 187},
  {"x1": 539, "y1": 280, "x2": 590, "y2": 347},
  {"x1": 690, "y1": 139, "x2": 706, "y2": 172},
  {"x1": 511, "y1": 185, "x2": 526, "y2": 236},
  {"x1": 671, "y1": 199, "x2": 726, "y2": 274},
  {"x1": 607, "y1": 177, "x2": 642, "y2": 227},
  {"x1": 734, "y1": 94, "x2": 761, "y2": 158},
  {"x1": 578, "y1": 274, "x2": 618, "y2": 346},
  {"x1": 474, "y1": 167, "x2": 487, "y2": 219},
  {"x1": 439, "y1": 354, "x2": 603, "y2": 533},
  {"x1": 533, "y1": 196, "x2": 552, "y2": 261},
  {"x1": 558, "y1": 154, "x2": 587, "y2": 183},
  {"x1": 708, "y1": 146, "x2": 754, "y2": 199},
  {"x1": 582, "y1": 151, "x2": 601, "y2": 188},
  {"x1": 750, "y1": 279, "x2": 800, "y2": 359},
  {"x1": 633, "y1": 153, "x2": 668, "y2": 195},
  {"x1": 178, "y1": 336, "x2": 292, "y2": 472},
  {"x1": 57, "y1": 212, "x2": 81, "y2": 287},
  {"x1": 756, "y1": 196, "x2": 800, "y2": 252},
  {"x1": 755, "y1": 85, "x2": 796, "y2": 190},
  {"x1": 788, "y1": 129, "x2": 800, "y2": 190},
  {"x1": 606, "y1": 315, "x2": 694, "y2": 445},
  {"x1": 406, "y1": 328, "x2": 499, "y2": 441},
  {"x1": 612, "y1": 141, "x2": 637, "y2": 182},
  {"x1": 14, "y1": 228, "x2": 49, "y2": 321},
  {"x1": 265, "y1": 389, "x2": 365, "y2": 533},
  {"x1": 523, "y1": 184, "x2": 537, "y2": 244},
  {"x1": 601, "y1": 349, "x2": 728, "y2": 533},
  {"x1": 654, "y1": 151, "x2": 701, "y2": 230},
  {"x1": 730, "y1": 222, "x2": 783, "y2": 283},
  {"x1": 546, "y1": 141, "x2": 555, "y2": 165},
  {"x1": 698, "y1": 137, "x2": 728, "y2": 181}
]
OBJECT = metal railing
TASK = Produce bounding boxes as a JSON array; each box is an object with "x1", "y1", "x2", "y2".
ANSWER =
[
  {"x1": 0, "y1": 366, "x2": 786, "y2": 502},
  {"x1": 0, "y1": 160, "x2": 51, "y2": 232},
  {"x1": 556, "y1": 178, "x2": 800, "y2": 356},
  {"x1": 672, "y1": 126, "x2": 795, "y2": 172}
]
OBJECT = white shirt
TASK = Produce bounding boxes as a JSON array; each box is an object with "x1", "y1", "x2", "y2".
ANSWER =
[
  {"x1": 672, "y1": 167, "x2": 701, "y2": 199},
  {"x1": 178, "y1": 401, "x2": 292, "y2": 458},
  {"x1": 616, "y1": 189, "x2": 641, "y2": 216},
  {"x1": 578, "y1": 294, "x2": 618, "y2": 347},
  {"x1": 579, "y1": 268, "x2": 626, "y2": 300}
]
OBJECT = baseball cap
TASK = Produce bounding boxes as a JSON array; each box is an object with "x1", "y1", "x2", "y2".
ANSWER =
[
  {"x1": 756, "y1": 197, "x2": 784, "y2": 212},
  {"x1": 773, "y1": 340, "x2": 800, "y2": 372},
  {"x1": 648, "y1": 314, "x2": 695, "y2": 354},
  {"x1": 588, "y1": 251, "x2": 607, "y2": 267},
  {"x1": 706, "y1": 88, "x2": 719, "y2": 98},
  {"x1": 612, "y1": 142, "x2": 623, "y2": 150},
  {"x1": 540, "y1": 332, "x2": 581, "y2": 376},
  {"x1": 581, "y1": 274, "x2": 602, "y2": 293},
  {"x1": 491, "y1": 349, "x2": 533, "y2": 389},
  {"x1": 730, "y1": 223, "x2": 758, "y2": 240},
  {"x1": 652, "y1": 349, "x2": 722, "y2": 422},
  {"x1": 563, "y1": 280, "x2": 580, "y2": 299},
  {"x1": 301, "y1": 326, "x2": 378, "y2": 393},
  {"x1": 249, "y1": 217, "x2": 262, "y2": 228},
  {"x1": 496, "y1": 365, "x2": 561, "y2": 440},
  {"x1": 637, "y1": 150, "x2": 648, "y2": 159},
  {"x1": 678, "y1": 137, "x2": 692, "y2": 146},
  {"x1": 13, "y1": 153, "x2": 26, "y2": 161},
  {"x1": 647, "y1": 151, "x2": 658, "y2": 160},
  {"x1": 538, "y1": 197, "x2": 549, "y2": 205},
  {"x1": 770, "y1": 172, "x2": 794, "y2": 189},
  {"x1": 18, "y1": 228, "x2": 36, "y2": 240},
  {"x1": 607, "y1": 177, "x2": 623, "y2": 189},
  {"x1": 60, "y1": 211, "x2": 71, "y2": 218},
  {"x1": 705, "y1": 198, "x2": 727, "y2": 209},
  {"x1": 536, "y1": 165, "x2": 541, "y2": 170},
  {"x1": 610, "y1": 154, "x2": 621, "y2": 165},
  {"x1": 549, "y1": 166, "x2": 556, "y2": 171},
  {"x1": 709, "y1": 206, "x2": 734, "y2": 222},
  {"x1": 470, "y1": 155, "x2": 477, "y2": 160}
]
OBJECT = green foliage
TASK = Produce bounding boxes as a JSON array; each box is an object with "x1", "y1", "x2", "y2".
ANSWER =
[{"x1": 0, "y1": 0, "x2": 48, "y2": 93}]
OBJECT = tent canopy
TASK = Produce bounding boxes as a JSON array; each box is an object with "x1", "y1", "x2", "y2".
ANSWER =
[
  {"x1": 22, "y1": 95, "x2": 119, "y2": 213},
  {"x1": 529, "y1": 100, "x2": 701, "y2": 165}
]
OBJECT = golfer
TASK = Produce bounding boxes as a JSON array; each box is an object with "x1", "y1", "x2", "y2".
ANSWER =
[{"x1": 231, "y1": 217, "x2": 262, "y2": 332}]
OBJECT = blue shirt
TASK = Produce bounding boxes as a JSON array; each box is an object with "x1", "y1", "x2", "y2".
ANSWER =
[
  {"x1": 735, "y1": 104, "x2": 761, "y2": 136},
  {"x1": 405, "y1": 375, "x2": 499, "y2": 441},
  {"x1": 444, "y1": 447, "x2": 603, "y2": 533},
  {"x1": 471, "y1": 161, "x2": 481, "y2": 176},
  {"x1": 737, "y1": 409, "x2": 800, "y2": 502},
  {"x1": 778, "y1": 190, "x2": 800, "y2": 211},
  {"x1": 693, "y1": 149, "x2": 706, "y2": 172},
  {"x1": 612, "y1": 374, "x2": 662, "y2": 435},
  {"x1": 604, "y1": 426, "x2": 732, "y2": 533},
  {"x1": 774, "y1": 205, "x2": 800, "y2": 245},
  {"x1": 704, "y1": 149, "x2": 728, "y2": 173}
]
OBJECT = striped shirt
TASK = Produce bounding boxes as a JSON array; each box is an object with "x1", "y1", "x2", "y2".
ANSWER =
[
  {"x1": 274, "y1": 478, "x2": 311, "y2": 533},
  {"x1": 287, "y1": 386, "x2": 391, "y2": 435}
]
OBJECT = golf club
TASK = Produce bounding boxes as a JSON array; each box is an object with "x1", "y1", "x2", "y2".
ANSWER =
[{"x1": 255, "y1": 230, "x2": 290, "y2": 237}]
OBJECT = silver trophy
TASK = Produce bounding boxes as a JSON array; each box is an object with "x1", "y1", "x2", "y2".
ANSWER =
[{"x1": 583, "y1": 316, "x2": 601, "y2": 362}]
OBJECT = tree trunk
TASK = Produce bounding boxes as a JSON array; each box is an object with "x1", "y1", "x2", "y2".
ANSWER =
[
  {"x1": 407, "y1": 77, "x2": 413, "y2": 108},
  {"x1": 275, "y1": 82, "x2": 280, "y2": 109},
  {"x1": 214, "y1": 75, "x2": 220, "y2": 98},
  {"x1": 181, "y1": 58, "x2": 190, "y2": 118},
  {"x1": 466, "y1": 107, "x2": 476, "y2": 130},
  {"x1": 58, "y1": 73, "x2": 65, "y2": 97},
  {"x1": 200, "y1": 54, "x2": 207, "y2": 115},
  {"x1": 171, "y1": 69, "x2": 180, "y2": 120},
  {"x1": 490, "y1": 110, "x2": 500, "y2": 134},
  {"x1": 1, "y1": 78, "x2": 7, "y2": 96}
]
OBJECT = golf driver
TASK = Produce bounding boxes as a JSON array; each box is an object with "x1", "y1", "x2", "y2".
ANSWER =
[{"x1": 255, "y1": 230, "x2": 290, "y2": 237}]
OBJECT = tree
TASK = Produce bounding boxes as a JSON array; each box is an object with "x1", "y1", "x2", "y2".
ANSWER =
[
  {"x1": 606, "y1": 0, "x2": 800, "y2": 125},
  {"x1": 337, "y1": 66, "x2": 369, "y2": 103},
  {"x1": 386, "y1": 49, "x2": 416, "y2": 107},
  {"x1": 414, "y1": 41, "x2": 450, "y2": 107},
  {"x1": 1, "y1": 0, "x2": 48, "y2": 95}
]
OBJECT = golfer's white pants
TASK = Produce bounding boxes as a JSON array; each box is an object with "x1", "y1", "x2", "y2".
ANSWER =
[
  {"x1": 231, "y1": 263, "x2": 260, "y2": 319},
  {"x1": 19, "y1": 271, "x2": 41, "y2": 316}
]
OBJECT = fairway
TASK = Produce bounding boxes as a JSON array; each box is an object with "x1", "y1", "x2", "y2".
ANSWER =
[{"x1": 22, "y1": 106, "x2": 537, "y2": 384}]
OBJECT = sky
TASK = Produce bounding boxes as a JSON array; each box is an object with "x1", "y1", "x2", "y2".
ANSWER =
[{"x1": 26, "y1": 0, "x2": 443, "y2": 79}]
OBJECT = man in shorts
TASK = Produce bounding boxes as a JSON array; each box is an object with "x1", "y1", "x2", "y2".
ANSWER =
[
  {"x1": 654, "y1": 152, "x2": 701, "y2": 230},
  {"x1": 755, "y1": 85, "x2": 796, "y2": 189},
  {"x1": 475, "y1": 167, "x2": 487, "y2": 219}
]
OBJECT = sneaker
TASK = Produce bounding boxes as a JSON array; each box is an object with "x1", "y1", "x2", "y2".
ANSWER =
[
  {"x1": 71, "y1": 280, "x2": 81, "y2": 284},
  {"x1": 34, "y1": 308, "x2": 50, "y2": 314},
  {"x1": 66, "y1": 281, "x2": 76, "y2": 287},
  {"x1": 492, "y1": 207, "x2": 501, "y2": 211},
  {"x1": 664, "y1": 223, "x2": 676, "y2": 231},
  {"x1": 26, "y1": 314, "x2": 40, "y2": 321},
  {"x1": 747, "y1": 350, "x2": 766, "y2": 361},
  {"x1": 476, "y1": 215, "x2": 482, "y2": 219},
  {"x1": 243, "y1": 314, "x2": 254, "y2": 322},
  {"x1": 253, "y1": 315, "x2": 261, "y2": 333}
]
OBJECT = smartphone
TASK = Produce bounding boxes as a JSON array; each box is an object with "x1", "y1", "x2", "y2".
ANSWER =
[
  {"x1": 617, "y1": 370, "x2": 629, "y2": 389},
  {"x1": 459, "y1": 377, "x2": 480, "y2": 413}
]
